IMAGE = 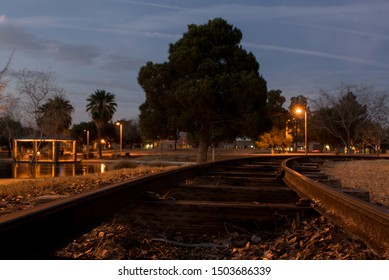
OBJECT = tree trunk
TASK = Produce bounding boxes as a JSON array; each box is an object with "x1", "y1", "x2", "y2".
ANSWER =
[
  {"x1": 197, "y1": 129, "x2": 209, "y2": 163},
  {"x1": 97, "y1": 128, "x2": 103, "y2": 158},
  {"x1": 211, "y1": 145, "x2": 216, "y2": 161},
  {"x1": 347, "y1": 134, "x2": 352, "y2": 155},
  {"x1": 53, "y1": 141, "x2": 59, "y2": 163},
  {"x1": 376, "y1": 144, "x2": 380, "y2": 156}
]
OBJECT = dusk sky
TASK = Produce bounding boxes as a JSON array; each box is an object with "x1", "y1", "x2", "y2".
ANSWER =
[{"x1": 1, "y1": 0, "x2": 389, "y2": 124}]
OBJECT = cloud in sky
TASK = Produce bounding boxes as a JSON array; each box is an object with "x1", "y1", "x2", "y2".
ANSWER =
[
  {"x1": 0, "y1": 24, "x2": 100, "y2": 65},
  {"x1": 114, "y1": 0, "x2": 185, "y2": 11},
  {"x1": 245, "y1": 43, "x2": 389, "y2": 70},
  {"x1": 1, "y1": 0, "x2": 389, "y2": 124},
  {"x1": 98, "y1": 53, "x2": 146, "y2": 72}
]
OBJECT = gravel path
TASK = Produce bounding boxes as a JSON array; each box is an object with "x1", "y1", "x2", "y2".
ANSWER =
[{"x1": 321, "y1": 159, "x2": 389, "y2": 207}]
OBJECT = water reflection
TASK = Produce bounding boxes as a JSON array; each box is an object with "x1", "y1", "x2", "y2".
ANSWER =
[{"x1": 0, "y1": 162, "x2": 114, "y2": 179}]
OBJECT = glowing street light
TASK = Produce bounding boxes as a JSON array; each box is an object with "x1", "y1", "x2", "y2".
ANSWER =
[
  {"x1": 295, "y1": 107, "x2": 308, "y2": 156},
  {"x1": 115, "y1": 121, "x2": 123, "y2": 155}
]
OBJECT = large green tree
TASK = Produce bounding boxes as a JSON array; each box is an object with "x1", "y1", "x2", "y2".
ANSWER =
[
  {"x1": 86, "y1": 90, "x2": 117, "y2": 158},
  {"x1": 138, "y1": 18, "x2": 270, "y2": 162},
  {"x1": 138, "y1": 62, "x2": 177, "y2": 142}
]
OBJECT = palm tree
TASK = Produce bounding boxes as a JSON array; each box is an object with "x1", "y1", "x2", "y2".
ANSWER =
[
  {"x1": 86, "y1": 89, "x2": 117, "y2": 158},
  {"x1": 38, "y1": 93, "x2": 74, "y2": 137}
]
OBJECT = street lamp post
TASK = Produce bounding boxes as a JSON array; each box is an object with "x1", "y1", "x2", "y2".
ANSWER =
[
  {"x1": 84, "y1": 130, "x2": 89, "y2": 159},
  {"x1": 296, "y1": 108, "x2": 308, "y2": 156},
  {"x1": 304, "y1": 109, "x2": 307, "y2": 156},
  {"x1": 115, "y1": 121, "x2": 122, "y2": 155}
]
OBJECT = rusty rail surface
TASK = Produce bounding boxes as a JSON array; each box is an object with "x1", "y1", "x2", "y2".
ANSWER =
[{"x1": 282, "y1": 156, "x2": 389, "y2": 257}]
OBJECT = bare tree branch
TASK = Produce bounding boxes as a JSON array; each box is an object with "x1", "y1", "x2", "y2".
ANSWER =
[
  {"x1": 310, "y1": 84, "x2": 370, "y2": 153},
  {"x1": 0, "y1": 49, "x2": 14, "y2": 81},
  {"x1": 13, "y1": 68, "x2": 64, "y2": 131},
  {"x1": 0, "y1": 50, "x2": 14, "y2": 102}
]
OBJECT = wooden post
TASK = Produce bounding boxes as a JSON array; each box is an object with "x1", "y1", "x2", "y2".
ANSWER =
[
  {"x1": 13, "y1": 139, "x2": 17, "y2": 161},
  {"x1": 73, "y1": 140, "x2": 77, "y2": 162}
]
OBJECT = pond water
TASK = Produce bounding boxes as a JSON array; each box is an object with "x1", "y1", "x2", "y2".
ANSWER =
[
  {"x1": 0, "y1": 162, "x2": 116, "y2": 179},
  {"x1": 0, "y1": 154, "x2": 193, "y2": 180}
]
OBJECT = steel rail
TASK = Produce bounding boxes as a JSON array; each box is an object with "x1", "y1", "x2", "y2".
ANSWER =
[{"x1": 282, "y1": 156, "x2": 389, "y2": 257}]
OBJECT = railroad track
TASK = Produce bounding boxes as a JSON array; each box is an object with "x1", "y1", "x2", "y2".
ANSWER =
[
  {"x1": 283, "y1": 156, "x2": 389, "y2": 257},
  {"x1": 0, "y1": 155, "x2": 388, "y2": 259},
  {"x1": 131, "y1": 158, "x2": 315, "y2": 233}
]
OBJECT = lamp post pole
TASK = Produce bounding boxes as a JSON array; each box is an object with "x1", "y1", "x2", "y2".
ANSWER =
[
  {"x1": 295, "y1": 107, "x2": 308, "y2": 155},
  {"x1": 84, "y1": 130, "x2": 90, "y2": 159},
  {"x1": 294, "y1": 118, "x2": 298, "y2": 152},
  {"x1": 304, "y1": 109, "x2": 308, "y2": 156},
  {"x1": 116, "y1": 121, "x2": 122, "y2": 155}
]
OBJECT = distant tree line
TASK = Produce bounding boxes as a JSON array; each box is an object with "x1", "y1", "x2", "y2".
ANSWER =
[{"x1": 257, "y1": 85, "x2": 389, "y2": 155}]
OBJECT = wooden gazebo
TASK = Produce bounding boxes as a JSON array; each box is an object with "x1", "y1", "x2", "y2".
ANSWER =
[{"x1": 13, "y1": 138, "x2": 77, "y2": 163}]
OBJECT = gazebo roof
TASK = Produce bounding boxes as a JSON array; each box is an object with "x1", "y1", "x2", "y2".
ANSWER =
[{"x1": 15, "y1": 136, "x2": 75, "y2": 141}]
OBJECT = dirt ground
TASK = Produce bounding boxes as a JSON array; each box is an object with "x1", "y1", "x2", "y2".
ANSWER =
[{"x1": 55, "y1": 213, "x2": 384, "y2": 260}]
